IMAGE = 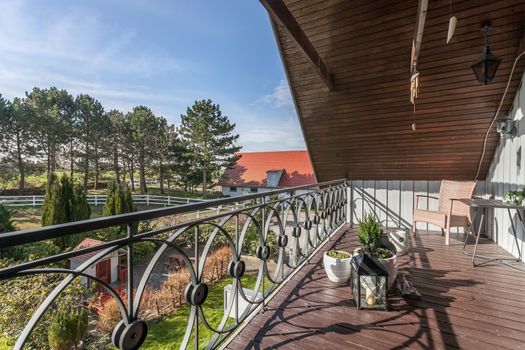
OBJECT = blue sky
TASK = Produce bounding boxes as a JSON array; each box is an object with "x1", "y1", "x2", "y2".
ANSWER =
[{"x1": 0, "y1": 0, "x2": 306, "y2": 151}]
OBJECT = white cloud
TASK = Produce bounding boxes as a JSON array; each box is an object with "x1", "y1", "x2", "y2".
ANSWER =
[
  {"x1": 259, "y1": 79, "x2": 293, "y2": 108},
  {"x1": 222, "y1": 102, "x2": 305, "y2": 152},
  {"x1": 0, "y1": 0, "x2": 186, "y2": 113}
]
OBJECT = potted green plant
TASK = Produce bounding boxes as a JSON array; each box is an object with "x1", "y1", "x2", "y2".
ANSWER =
[
  {"x1": 504, "y1": 189, "x2": 525, "y2": 205},
  {"x1": 355, "y1": 214, "x2": 398, "y2": 287},
  {"x1": 323, "y1": 250, "x2": 352, "y2": 283}
]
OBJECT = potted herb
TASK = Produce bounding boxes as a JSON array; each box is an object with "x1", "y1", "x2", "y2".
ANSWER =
[
  {"x1": 355, "y1": 214, "x2": 398, "y2": 287},
  {"x1": 323, "y1": 250, "x2": 352, "y2": 283},
  {"x1": 504, "y1": 189, "x2": 525, "y2": 205}
]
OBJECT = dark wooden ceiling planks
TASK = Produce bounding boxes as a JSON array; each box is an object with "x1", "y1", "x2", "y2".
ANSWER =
[{"x1": 268, "y1": 0, "x2": 525, "y2": 181}]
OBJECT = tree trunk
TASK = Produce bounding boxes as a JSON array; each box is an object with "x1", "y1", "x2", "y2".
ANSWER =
[
  {"x1": 49, "y1": 148, "x2": 56, "y2": 174},
  {"x1": 46, "y1": 144, "x2": 51, "y2": 177},
  {"x1": 94, "y1": 146, "x2": 99, "y2": 190},
  {"x1": 83, "y1": 150, "x2": 89, "y2": 190},
  {"x1": 139, "y1": 162, "x2": 147, "y2": 195},
  {"x1": 16, "y1": 133, "x2": 25, "y2": 193},
  {"x1": 159, "y1": 161, "x2": 165, "y2": 194},
  {"x1": 69, "y1": 140, "x2": 74, "y2": 178},
  {"x1": 129, "y1": 162, "x2": 135, "y2": 191},
  {"x1": 122, "y1": 161, "x2": 127, "y2": 184},
  {"x1": 83, "y1": 140, "x2": 90, "y2": 189},
  {"x1": 113, "y1": 146, "x2": 120, "y2": 183},
  {"x1": 202, "y1": 168, "x2": 207, "y2": 197}
]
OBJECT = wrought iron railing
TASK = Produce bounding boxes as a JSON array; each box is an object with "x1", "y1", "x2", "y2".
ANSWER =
[{"x1": 0, "y1": 179, "x2": 348, "y2": 350}]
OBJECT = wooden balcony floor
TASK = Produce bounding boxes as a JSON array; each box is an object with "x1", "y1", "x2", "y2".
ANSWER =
[{"x1": 226, "y1": 225, "x2": 525, "y2": 350}]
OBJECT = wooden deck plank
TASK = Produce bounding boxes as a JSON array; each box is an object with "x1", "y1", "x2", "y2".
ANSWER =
[{"x1": 226, "y1": 225, "x2": 525, "y2": 349}]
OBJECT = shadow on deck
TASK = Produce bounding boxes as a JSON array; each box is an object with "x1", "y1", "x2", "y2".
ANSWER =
[{"x1": 226, "y1": 225, "x2": 525, "y2": 350}]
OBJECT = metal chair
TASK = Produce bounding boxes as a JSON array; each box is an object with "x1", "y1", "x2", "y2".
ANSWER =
[{"x1": 412, "y1": 180, "x2": 477, "y2": 245}]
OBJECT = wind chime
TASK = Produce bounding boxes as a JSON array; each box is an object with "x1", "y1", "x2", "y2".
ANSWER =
[
  {"x1": 410, "y1": 0, "x2": 428, "y2": 131},
  {"x1": 410, "y1": 70, "x2": 419, "y2": 132}
]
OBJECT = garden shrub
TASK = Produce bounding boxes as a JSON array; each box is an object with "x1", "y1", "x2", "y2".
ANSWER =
[
  {"x1": 96, "y1": 298, "x2": 122, "y2": 334},
  {"x1": 48, "y1": 308, "x2": 88, "y2": 350},
  {"x1": 0, "y1": 204, "x2": 15, "y2": 233}
]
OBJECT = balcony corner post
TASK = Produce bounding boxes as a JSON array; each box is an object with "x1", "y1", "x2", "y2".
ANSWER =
[{"x1": 346, "y1": 181, "x2": 352, "y2": 226}]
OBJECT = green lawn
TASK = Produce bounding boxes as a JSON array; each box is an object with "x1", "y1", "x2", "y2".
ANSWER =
[
  {"x1": 143, "y1": 274, "x2": 264, "y2": 350},
  {"x1": 10, "y1": 204, "x2": 164, "y2": 231}
]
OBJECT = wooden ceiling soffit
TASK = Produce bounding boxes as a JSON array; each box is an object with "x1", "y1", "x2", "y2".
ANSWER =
[{"x1": 259, "y1": 0, "x2": 334, "y2": 90}]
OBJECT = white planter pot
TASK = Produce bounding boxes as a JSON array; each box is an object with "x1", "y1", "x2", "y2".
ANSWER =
[
  {"x1": 388, "y1": 229, "x2": 408, "y2": 255},
  {"x1": 323, "y1": 251, "x2": 352, "y2": 283},
  {"x1": 354, "y1": 248, "x2": 398, "y2": 288}
]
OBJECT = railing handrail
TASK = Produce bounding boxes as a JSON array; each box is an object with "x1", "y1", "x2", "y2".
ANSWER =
[{"x1": 0, "y1": 179, "x2": 345, "y2": 249}]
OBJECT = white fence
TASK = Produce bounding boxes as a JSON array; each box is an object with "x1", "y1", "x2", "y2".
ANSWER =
[{"x1": 0, "y1": 194, "x2": 207, "y2": 207}]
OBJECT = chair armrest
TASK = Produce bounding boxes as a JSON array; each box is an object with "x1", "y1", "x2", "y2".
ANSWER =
[
  {"x1": 415, "y1": 194, "x2": 439, "y2": 200},
  {"x1": 415, "y1": 194, "x2": 439, "y2": 210}
]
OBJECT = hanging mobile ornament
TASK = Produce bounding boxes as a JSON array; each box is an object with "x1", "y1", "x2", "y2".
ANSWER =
[
  {"x1": 410, "y1": 71, "x2": 419, "y2": 131},
  {"x1": 447, "y1": 0, "x2": 457, "y2": 44}
]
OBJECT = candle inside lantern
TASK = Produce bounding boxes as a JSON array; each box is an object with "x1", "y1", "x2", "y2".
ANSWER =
[{"x1": 365, "y1": 287, "x2": 377, "y2": 306}]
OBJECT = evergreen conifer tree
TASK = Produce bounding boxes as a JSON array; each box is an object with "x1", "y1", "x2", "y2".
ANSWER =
[
  {"x1": 41, "y1": 175, "x2": 91, "y2": 249},
  {"x1": 179, "y1": 99, "x2": 241, "y2": 197}
]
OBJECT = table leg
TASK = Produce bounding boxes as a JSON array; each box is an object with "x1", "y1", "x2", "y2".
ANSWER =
[
  {"x1": 508, "y1": 209, "x2": 523, "y2": 261},
  {"x1": 471, "y1": 207, "x2": 485, "y2": 267},
  {"x1": 463, "y1": 207, "x2": 479, "y2": 250}
]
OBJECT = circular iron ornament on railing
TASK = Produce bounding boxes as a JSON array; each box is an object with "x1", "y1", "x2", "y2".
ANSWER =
[
  {"x1": 228, "y1": 260, "x2": 246, "y2": 279},
  {"x1": 256, "y1": 244, "x2": 270, "y2": 260},
  {"x1": 277, "y1": 234, "x2": 288, "y2": 247},
  {"x1": 185, "y1": 282, "x2": 209, "y2": 306},
  {"x1": 292, "y1": 226, "x2": 301, "y2": 237},
  {"x1": 112, "y1": 319, "x2": 148, "y2": 350}
]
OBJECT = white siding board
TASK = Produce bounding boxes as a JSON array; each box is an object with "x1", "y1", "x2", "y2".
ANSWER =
[{"x1": 484, "y1": 72, "x2": 525, "y2": 261}]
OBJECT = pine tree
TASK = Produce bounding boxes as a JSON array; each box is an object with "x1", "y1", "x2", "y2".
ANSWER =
[
  {"x1": 72, "y1": 185, "x2": 91, "y2": 222},
  {"x1": 127, "y1": 106, "x2": 162, "y2": 194},
  {"x1": 103, "y1": 180, "x2": 135, "y2": 216},
  {"x1": 179, "y1": 100, "x2": 241, "y2": 197}
]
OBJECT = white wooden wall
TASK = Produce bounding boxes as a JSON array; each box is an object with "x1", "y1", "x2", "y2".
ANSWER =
[
  {"x1": 349, "y1": 180, "x2": 485, "y2": 234},
  {"x1": 485, "y1": 72, "x2": 525, "y2": 261}
]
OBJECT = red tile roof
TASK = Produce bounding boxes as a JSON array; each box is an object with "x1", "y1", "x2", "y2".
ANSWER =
[{"x1": 220, "y1": 150, "x2": 316, "y2": 188}]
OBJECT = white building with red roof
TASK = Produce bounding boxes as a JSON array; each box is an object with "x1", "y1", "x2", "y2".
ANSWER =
[
  {"x1": 68, "y1": 238, "x2": 120, "y2": 285},
  {"x1": 219, "y1": 150, "x2": 316, "y2": 197}
]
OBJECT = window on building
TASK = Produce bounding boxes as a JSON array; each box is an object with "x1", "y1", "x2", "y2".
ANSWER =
[
  {"x1": 230, "y1": 187, "x2": 237, "y2": 192},
  {"x1": 250, "y1": 188, "x2": 258, "y2": 193}
]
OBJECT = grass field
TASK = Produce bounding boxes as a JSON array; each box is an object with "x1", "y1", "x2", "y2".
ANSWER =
[
  {"x1": 10, "y1": 204, "x2": 160, "y2": 231},
  {"x1": 3, "y1": 171, "x2": 221, "y2": 199},
  {"x1": 143, "y1": 274, "x2": 263, "y2": 350}
]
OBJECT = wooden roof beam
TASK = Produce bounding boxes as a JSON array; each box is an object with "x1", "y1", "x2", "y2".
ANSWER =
[
  {"x1": 260, "y1": 0, "x2": 334, "y2": 90},
  {"x1": 411, "y1": 0, "x2": 429, "y2": 74}
]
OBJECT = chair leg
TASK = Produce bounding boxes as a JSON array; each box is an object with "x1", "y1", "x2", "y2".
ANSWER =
[
  {"x1": 445, "y1": 227, "x2": 451, "y2": 245},
  {"x1": 440, "y1": 228, "x2": 445, "y2": 236}
]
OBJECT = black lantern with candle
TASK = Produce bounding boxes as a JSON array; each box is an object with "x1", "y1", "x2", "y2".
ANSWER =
[{"x1": 350, "y1": 254, "x2": 389, "y2": 310}]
